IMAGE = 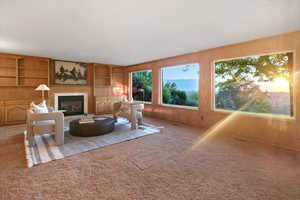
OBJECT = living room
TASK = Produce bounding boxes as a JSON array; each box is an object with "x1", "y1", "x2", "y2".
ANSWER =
[{"x1": 1, "y1": 0, "x2": 300, "y2": 199}]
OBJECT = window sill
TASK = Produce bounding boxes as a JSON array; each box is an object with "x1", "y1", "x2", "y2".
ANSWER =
[
  {"x1": 214, "y1": 108, "x2": 295, "y2": 121},
  {"x1": 133, "y1": 100, "x2": 152, "y2": 105},
  {"x1": 160, "y1": 103, "x2": 199, "y2": 110}
]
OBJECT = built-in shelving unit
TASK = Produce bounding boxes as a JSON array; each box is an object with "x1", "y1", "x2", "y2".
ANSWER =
[
  {"x1": 93, "y1": 63, "x2": 112, "y2": 97},
  {"x1": 0, "y1": 55, "x2": 19, "y2": 86},
  {"x1": 94, "y1": 63, "x2": 112, "y2": 86},
  {"x1": 93, "y1": 64, "x2": 125, "y2": 114},
  {"x1": 0, "y1": 54, "x2": 50, "y2": 126},
  {"x1": 0, "y1": 55, "x2": 50, "y2": 87}
]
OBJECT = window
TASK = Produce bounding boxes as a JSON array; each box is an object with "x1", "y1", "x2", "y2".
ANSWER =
[
  {"x1": 161, "y1": 63, "x2": 200, "y2": 107},
  {"x1": 131, "y1": 70, "x2": 152, "y2": 102},
  {"x1": 214, "y1": 52, "x2": 293, "y2": 117}
]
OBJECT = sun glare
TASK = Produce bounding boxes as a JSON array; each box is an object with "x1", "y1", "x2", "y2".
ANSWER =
[
  {"x1": 269, "y1": 77, "x2": 290, "y2": 92},
  {"x1": 259, "y1": 77, "x2": 290, "y2": 92}
]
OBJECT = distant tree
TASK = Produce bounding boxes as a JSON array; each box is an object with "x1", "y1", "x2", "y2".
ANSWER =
[
  {"x1": 186, "y1": 91, "x2": 198, "y2": 106},
  {"x1": 162, "y1": 87, "x2": 171, "y2": 103},
  {"x1": 163, "y1": 82, "x2": 187, "y2": 105},
  {"x1": 216, "y1": 82, "x2": 272, "y2": 113}
]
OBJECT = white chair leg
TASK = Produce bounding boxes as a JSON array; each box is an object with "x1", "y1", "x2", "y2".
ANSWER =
[
  {"x1": 54, "y1": 120, "x2": 64, "y2": 145},
  {"x1": 54, "y1": 134, "x2": 64, "y2": 145},
  {"x1": 137, "y1": 112, "x2": 144, "y2": 125},
  {"x1": 28, "y1": 132, "x2": 35, "y2": 147},
  {"x1": 130, "y1": 111, "x2": 137, "y2": 130},
  {"x1": 27, "y1": 127, "x2": 34, "y2": 147}
]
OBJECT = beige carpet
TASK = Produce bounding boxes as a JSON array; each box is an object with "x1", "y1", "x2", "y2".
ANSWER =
[{"x1": 0, "y1": 117, "x2": 300, "y2": 200}]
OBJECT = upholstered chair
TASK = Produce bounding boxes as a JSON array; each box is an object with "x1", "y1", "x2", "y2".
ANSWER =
[
  {"x1": 27, "y1": 107, "x2": 64, "y2": 146},
  {"x1": 113, "y1": 101, "x2": 144, "y2": 129}
]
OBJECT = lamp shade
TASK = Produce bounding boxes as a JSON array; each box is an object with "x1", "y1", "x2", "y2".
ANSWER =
[{"x1": 35, "y1": 84, "x2": 50, "y2": 91}]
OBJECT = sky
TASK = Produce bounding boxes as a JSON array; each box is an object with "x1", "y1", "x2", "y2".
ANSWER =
[{"x1": 163, "y1": 63, "x2": 200, "y2": 80}]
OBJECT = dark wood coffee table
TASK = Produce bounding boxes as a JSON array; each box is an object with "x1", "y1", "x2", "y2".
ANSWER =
[{"x1": 69, "y1": 116, "x2": 115, "y2": 137}]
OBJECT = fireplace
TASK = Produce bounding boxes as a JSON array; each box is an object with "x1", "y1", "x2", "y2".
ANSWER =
[
  {"x1": 58, "y1": 96, "x2": 84, "y2": 116},
  {"x1": 54, "y1": 93, "x2": 88, "y2": 116}
]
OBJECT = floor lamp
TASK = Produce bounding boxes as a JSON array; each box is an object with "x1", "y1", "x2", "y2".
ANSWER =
[{"x1": 35, "y1": 84, "x2": 50, "y2": 101}]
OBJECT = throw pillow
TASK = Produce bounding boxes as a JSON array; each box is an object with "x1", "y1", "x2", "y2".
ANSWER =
[{"x1": 30, "y1": 100, "x2": 48, "y2": 114}]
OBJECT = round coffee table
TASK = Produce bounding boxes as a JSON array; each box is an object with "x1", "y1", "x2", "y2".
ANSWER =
[{"x1": 69, "y1": 116, "x2": 115, "y2": 137}]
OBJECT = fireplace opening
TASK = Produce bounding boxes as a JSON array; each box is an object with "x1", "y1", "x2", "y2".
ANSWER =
[{"x1": 58, "y1": 95, "x2": 84, "y2": 116}]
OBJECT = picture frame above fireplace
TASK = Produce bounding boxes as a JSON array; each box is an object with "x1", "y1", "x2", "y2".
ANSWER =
[{"x1": 54, "y1": 60, "x2": 88, "y2": 85}]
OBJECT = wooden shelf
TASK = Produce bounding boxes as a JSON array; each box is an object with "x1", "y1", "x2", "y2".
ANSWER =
[
  {"x1": 93, "y1": 63, "x2": 113, "y2": 96},
  {"x1": 19, "y1": 76, "x2": 48, "y2": 79},
  {"x1": 0, "y1": 75, "x2": 16, "y2": 78},
  {"x1": 0, "y1": 66, "x2": 16, "y2": 69},
  {"x1": 0, "y1": 55, "x2": 50, "y2": 87}
]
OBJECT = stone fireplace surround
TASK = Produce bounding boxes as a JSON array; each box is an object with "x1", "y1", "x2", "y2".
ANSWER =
[{"x1": 54, "y1": 93, "x2": 88, "y2": 114}]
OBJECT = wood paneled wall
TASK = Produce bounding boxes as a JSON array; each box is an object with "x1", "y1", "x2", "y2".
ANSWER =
[{"x1": 125, "y1": 30, "x2": 300, "y2": 151}]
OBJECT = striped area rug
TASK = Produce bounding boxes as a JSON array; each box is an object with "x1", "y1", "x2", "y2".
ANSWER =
[{"x1": 24, "y1": 118, "x2": 161, "y2": 168}]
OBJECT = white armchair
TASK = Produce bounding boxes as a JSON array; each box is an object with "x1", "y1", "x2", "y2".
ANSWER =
[
  {"x1": 27, "y1": 107, "x2": 64, "y2": 146},
  {"x1": 113, "y1": 101, "x2": 144, "y2": 129}
]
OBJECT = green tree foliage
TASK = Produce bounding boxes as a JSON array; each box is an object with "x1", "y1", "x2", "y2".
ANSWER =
[
  {"x1": 186, "y1": 91, "x2": 199, "y2": 106},
  {"x1": 163, "y1": 82, "x2": 187, "y2": 105},
  {"x1": 215, "y1": 53, "x2": 292, "y2": 114},
  {"x1": 162, "y1": 81, "x2": 199, "y2": 107},
  {"x1": 215, "y1": 53, "x2": 291, "y2": 87},
  {"x1": 132, "y1": 71, "x2": 152, "y2": 101}
]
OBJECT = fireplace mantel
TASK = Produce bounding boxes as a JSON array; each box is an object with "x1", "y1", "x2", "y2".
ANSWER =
[{"x1": 54, "y1": 93, "x2": 88, "y2": 114}]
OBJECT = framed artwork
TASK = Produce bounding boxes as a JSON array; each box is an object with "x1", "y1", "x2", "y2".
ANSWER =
[{"x1": 54, "y1": 60, "x2": 88, "y2": 85}]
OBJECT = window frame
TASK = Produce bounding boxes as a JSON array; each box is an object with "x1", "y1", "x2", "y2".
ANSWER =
[
  {"x1": 130, "y1": 69, "x2": 153, "y2": 104},
  {"x1": 211, "y1": 50, "x2": 296, "y2": 120},
  {"x1": 160, "y1": 63, "x2": 200, "y2": 109}
]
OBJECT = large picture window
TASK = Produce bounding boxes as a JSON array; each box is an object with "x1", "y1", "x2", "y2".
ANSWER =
[
  {"x1": 131, "y1": 70, "x2": 152, "y2": 102},
  {"x1": 162, "y1": 63, "x2": 199, "y2": 107},
  {"x1": 214, "y1": 52, "x2": 293, "y2": 117}
]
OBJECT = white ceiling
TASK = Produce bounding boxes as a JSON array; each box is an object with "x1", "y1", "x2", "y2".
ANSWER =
[{"x1": 0, "y1": 0, "x2": 299, "y2": 66}]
